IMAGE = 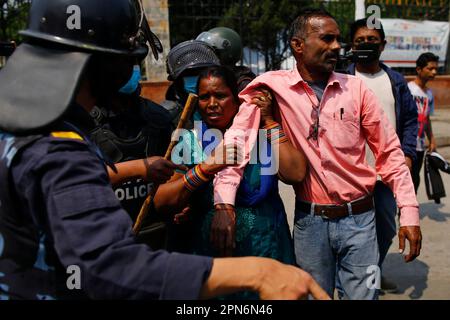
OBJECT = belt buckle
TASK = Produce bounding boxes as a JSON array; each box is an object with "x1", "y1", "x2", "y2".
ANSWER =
[{"x1": 317, "y1": 207, "x2": 330, "y2": 220}]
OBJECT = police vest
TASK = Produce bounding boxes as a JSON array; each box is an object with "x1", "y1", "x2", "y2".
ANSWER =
[{"x1": 89, "y1": 98, "x2": 172, "y2": 221}]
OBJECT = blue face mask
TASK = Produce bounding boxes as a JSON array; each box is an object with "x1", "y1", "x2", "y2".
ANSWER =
[
  {"x1": 119, "y1": 65, "x2": 141, "y2": 94},
  {"x1": 183, "y1": 76, "x2": 199, "y2": 94}
]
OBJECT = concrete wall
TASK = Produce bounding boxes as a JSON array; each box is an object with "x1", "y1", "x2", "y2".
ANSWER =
[
  {"x1": 141, "y1": 80, "x2": 171, "y2": 103},
  {"x1": 405, "y1": 75, "x2": 450, "y2": 109},
  {"x1": 142, "y1": 0, "x2": 171, "y2": 82}
]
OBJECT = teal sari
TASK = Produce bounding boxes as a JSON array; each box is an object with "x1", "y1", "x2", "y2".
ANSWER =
[{"x1": 175, "y1": 122, "x2": 295, "y2": 299}]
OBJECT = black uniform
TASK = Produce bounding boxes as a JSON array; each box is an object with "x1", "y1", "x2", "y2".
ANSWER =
[
  {"x1": 89, "y1": 94, "x2": 172, "y2": 220},
  {"x1": 0, "y1": 0, "x2": 214, "y2": 301},
  {"x1": 0, "y1": 106, "x2": 212, "y2": 300},
  {"x1": 232, "y1": 65, "x2": 256, "y2": 93}
]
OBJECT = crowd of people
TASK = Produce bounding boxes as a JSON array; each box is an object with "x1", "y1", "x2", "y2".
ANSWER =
[{"x1": 1, "y1": 0, "x2": 441, "y2": 300}]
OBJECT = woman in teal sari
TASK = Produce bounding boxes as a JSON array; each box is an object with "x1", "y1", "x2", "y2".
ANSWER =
[{"x1": 154, "y1": 66, "x2": 307, "y2": 297}]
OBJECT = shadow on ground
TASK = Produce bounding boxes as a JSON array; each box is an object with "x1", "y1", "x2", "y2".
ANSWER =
[
  {"x1": 383, "y1": 253, "x2": 429, "y2": 299},
  {"x1": 419, "y1": 201, "x2": 450, "y2": 222}
]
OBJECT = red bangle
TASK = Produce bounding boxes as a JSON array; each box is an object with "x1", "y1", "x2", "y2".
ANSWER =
[
  {"x1": 263, "y1": 122, "x2": 279, "y2": 130},
  {"x1": 198, "y1": 164, "x2": 215, "y2": 178}
]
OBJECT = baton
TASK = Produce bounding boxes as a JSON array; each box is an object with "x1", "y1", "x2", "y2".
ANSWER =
[{"x1": 133, "y1": 93, "x2": 198, "y2": 234}]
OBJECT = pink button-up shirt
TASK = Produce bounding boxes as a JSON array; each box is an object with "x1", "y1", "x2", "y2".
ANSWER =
[{"x1": 213, "y1": 67, "x2": 419, "y2": 227}]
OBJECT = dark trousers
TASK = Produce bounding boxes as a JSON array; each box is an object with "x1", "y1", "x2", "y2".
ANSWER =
[
  {"x1": 412, "y1": 151, "x2": 425, "y2": 194},
  {"x1": 374, "y1": 181, "x2": 397, "y2": 267}
]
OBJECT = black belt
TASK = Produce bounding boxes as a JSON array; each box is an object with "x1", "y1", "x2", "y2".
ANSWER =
[{"x1": 297, "y1": 196, "x2": 374, "y2": 219}]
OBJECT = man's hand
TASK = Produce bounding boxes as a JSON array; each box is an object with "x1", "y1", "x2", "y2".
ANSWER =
[
  {"x1": 251, "y1": 87, "x2": 275, "y2": 127},
  {"x1": 200, "y1": 257, "x2": 331, "y2": 300},
  {"x1": 405, "y1": 156, "x2": 413, "y2": 171},
  {"x1": 143, "y1": 157, "x2": 187, "y2": 184},
  {"x1": 256, "y1": 258, "x2": 331, "y2": 300},
  {"x1": 398, "y1": 226, "x2": 422, "y2": 262},
  {"x1": 211, "y1": 204, "x2": 236, "y2": 257},
  {"x1": 428, "y1": 136, "x2": 437, "y2": 152}
]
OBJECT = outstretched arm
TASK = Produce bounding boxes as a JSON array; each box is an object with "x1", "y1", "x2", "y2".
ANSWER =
[
  {"x1": 201, "y1": 257, "x2": 330, "y2": 300},
  {"x1": 361, "y1": 83, "x2": 422, "y2": 262},
  {"x1": 154, "y1": 144, "x2": 240, "y2": 215},
  {"x1": 107, "y1": 156, "x2": 186, "y2": 186}
]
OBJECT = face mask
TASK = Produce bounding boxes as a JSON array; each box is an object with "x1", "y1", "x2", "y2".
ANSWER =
[
  {"x1": 119, "y1": 65, "x2": 141, "y2": 94},
  {"x1": 183, "y1": 76, "x2": 199, "y2": 94},
  {"x1": 353, "y1": 42, "x2": 381, "y2": 64}
]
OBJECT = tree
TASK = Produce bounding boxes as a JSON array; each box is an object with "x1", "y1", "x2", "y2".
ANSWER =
[
  {"x1": 220, "y1": 0, "x2": 355, "y2": 71},
  {"x1": 221, "y1": 0, "x2": 300, "y2": 71},
  {"x1": 0, "y1": 0, "x2": 31, "y2": 42}
]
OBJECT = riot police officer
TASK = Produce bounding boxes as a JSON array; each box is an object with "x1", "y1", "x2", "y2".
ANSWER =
[
  {"x1": 89, "y1": 61, "x2": 173, "y2": 250},
  {"x1": 196, "y1": 27, "x2": 256, "y2": 92},
  {"x1": 0, "y1": 0, "x2": 328, "y2": 300},
  {"x1": 163, "y1": 39, "x2": 221, "y2": 126}
]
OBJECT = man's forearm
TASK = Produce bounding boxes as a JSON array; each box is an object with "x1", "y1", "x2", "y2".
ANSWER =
[
  {"x1": 200, "y1": 257, "x2": 259, "y2": 299},
  {"x1": 426, "y1": 116, "x2": 434, "y2": 143},
  {"x1": 200, "y1": 257, "x2": 331, "y2": 300}
]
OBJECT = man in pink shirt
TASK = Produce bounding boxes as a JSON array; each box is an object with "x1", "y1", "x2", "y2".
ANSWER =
[{"x1": 211, "y1": 9, "x2": 422, "y2": 299}]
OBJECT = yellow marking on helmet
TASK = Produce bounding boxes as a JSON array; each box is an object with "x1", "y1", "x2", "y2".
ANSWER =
[{"x1": 51, "y1": 131, "x2": 83, "y2": 141}]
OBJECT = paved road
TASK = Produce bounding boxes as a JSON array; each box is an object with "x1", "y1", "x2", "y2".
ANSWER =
[
  {"x1": 380, "y1": 169, "x2": 450, "y2": 300},
  {"x1": 279, "y1": 114, "x2": 450, "y2": 299}
]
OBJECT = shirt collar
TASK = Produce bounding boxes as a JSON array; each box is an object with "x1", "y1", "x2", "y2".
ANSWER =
[{"x1": 289, "y1": 65, "x2": 342, "y2": 89}]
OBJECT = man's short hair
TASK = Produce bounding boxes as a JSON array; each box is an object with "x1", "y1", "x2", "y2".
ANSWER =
[
  {"x1": 289, "y1": 8, "x2": 335, "y2": 41},
  {"x1": 416, "y1": 52, "x2": 439, "y2": 68},
  {"x1": 350, "y1": 18, "x2": 385, "y2": 42}
]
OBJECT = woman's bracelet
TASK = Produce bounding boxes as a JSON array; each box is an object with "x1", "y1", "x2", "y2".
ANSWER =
[
  {"x1": 263, "y1": 122, "x2": 288, "y2": 144},
  {"x1": 183, "y1": 165, "x2": 215, "y2": 192}
]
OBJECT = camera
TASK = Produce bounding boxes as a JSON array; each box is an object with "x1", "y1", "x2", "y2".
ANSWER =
[{"x1": 335, "y1": 42, "x2": 377, "y2": 73}]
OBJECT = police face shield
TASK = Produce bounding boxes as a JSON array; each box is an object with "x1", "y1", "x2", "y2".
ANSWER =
[
  {"x1": 130, "y1": 0, "x2": 163, "y2": 61},
  {"x1": 0, "y1": 0, "x2": 163, "y2": 134}
]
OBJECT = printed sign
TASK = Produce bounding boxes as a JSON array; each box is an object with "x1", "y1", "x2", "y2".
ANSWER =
[{"x1": 380, "y1": 18, "x2": 449, "y2": 67}]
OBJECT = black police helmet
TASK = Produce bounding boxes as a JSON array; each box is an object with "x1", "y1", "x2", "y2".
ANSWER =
[
  {"x1": 166, "y1": 40, "x2": 220, "y2": 81},
  {"x1": 0, "y1": 0, "x2": 161, "y2": 133},
  {"x1": 196, "y1": 27, "x2": 243, "y2": 66},
  {"x1": 20, "y1": 0, "x2": 149, "y2": 57}
]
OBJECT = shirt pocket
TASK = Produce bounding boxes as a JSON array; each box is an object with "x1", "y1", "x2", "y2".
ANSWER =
[{"x1": 332, "y1": 106, "x2": 360, "y2": 151}]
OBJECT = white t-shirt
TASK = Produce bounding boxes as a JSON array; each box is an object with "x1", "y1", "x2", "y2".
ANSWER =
[
  {"x1": 356, "y1": 69, "x2": 396, "y2": 169},
  {"x1": 407, "y1": 81, "x2": 434, "y2": 152}
]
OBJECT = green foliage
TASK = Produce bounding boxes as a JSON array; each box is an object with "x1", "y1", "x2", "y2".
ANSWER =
[
  {"x1": 168, "y1": 0, "x2": 235, "y2": 47},
  {"x1": 220, "y1": 0, "x2": 298, "y2": 70},
  {"x1": 220, "y1": 0, "x2": 355, "y2": 70},
  {"x1": 0, "y1": 0, "x2": 31, "y2": 42}
]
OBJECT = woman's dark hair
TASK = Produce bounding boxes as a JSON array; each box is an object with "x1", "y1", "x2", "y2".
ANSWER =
[{"x1": 197, "y1": 65, "x2": 239, "y2": 103}]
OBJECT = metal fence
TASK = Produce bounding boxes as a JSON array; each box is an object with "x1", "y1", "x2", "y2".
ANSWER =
[
  {"x1": 367, "y1": 0, "x2": 449, "y2": 21},
  {"x1": 168, "y1": 0, "x2": 450, "y2": 75},
  {"x1": 168, "y1": 0, "x2": 357, "y2": 74}
]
